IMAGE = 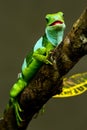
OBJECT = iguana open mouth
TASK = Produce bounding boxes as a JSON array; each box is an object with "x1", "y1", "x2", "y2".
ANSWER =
[{"x1": 50, "y1": 20, "x2": 63, "y2": 26}]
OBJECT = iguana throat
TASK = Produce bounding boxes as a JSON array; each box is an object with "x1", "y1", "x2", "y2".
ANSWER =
[{"x1": 45, "y1": 23, "x2": 65, "y2": 46}]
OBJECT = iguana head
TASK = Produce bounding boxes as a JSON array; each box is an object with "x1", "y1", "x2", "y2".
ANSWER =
[
  {"x1": 45, "y1": 12, "x2": 65, "y2": 29},
  {"x1": 45, "y1": 12, "x2": 66, "y2": 46}
]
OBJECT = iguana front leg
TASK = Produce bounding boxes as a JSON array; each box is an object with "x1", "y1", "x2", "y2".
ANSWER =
[{"x1": 33, "y1": 47, "x2": 52, "y2": 65}]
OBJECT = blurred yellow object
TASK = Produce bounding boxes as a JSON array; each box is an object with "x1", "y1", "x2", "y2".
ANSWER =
[{"x1": 53, "y1": 72, "x2": 87, "y2": 98}]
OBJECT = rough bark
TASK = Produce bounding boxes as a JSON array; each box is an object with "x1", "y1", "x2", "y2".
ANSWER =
[{"x1": 0, "y1": 8, "x2": 87, "y2": 130}]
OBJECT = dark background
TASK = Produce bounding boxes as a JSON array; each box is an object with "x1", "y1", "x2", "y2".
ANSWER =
[{"x1": 0, "y1": 1, "x2": 87, "y2": 130}]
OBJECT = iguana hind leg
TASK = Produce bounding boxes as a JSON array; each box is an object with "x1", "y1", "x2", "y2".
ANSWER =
[{"x1": 10, "y1": 78, "x2": 27, "y2": 126}]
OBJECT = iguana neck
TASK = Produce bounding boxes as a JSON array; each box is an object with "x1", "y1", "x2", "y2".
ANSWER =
[{"x1": 45, "y1": 28, "x2": 64, "y2": 46}]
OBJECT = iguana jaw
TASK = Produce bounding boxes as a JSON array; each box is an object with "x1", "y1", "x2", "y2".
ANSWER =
[{"x1": 50, "y1": 20, "x2": 63, "y2": 26}]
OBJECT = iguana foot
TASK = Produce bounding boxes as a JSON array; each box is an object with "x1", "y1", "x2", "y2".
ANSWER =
[
  {"x1": 11, "y1": 98, "x2": 24, "y2": 126},
  {"x1": 45, "y1": 58, "x2": 53, "y2": 65}
]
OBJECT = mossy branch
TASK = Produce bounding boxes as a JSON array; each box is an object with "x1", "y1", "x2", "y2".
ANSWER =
[{"x1": 0, "y1": 8, "x2": 87, "y2": 130}]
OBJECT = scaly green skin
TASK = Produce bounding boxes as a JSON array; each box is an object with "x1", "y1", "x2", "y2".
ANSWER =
[{"x1": 9, "y1": 11, "x2": 66, "y2": 126}]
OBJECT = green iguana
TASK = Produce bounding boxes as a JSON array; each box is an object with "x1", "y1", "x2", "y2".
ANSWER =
[{"x1": 9, "y1": 11, "x2": 66, "y2": 126}]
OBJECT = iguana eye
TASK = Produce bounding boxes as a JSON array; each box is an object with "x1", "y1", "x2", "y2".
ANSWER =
[{"x1": 46, "y1": 18, "x2": 49, "y2": 23}]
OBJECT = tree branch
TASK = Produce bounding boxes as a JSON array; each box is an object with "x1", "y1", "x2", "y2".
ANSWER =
[{"x1": 0, "y1": 8, "x2": 87, "y2": 130}]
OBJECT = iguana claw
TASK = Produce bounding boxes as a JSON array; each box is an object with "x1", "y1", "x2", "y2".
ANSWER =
[{"x1": 45, "y1": 59, "x2": 53, "y2": 65}]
